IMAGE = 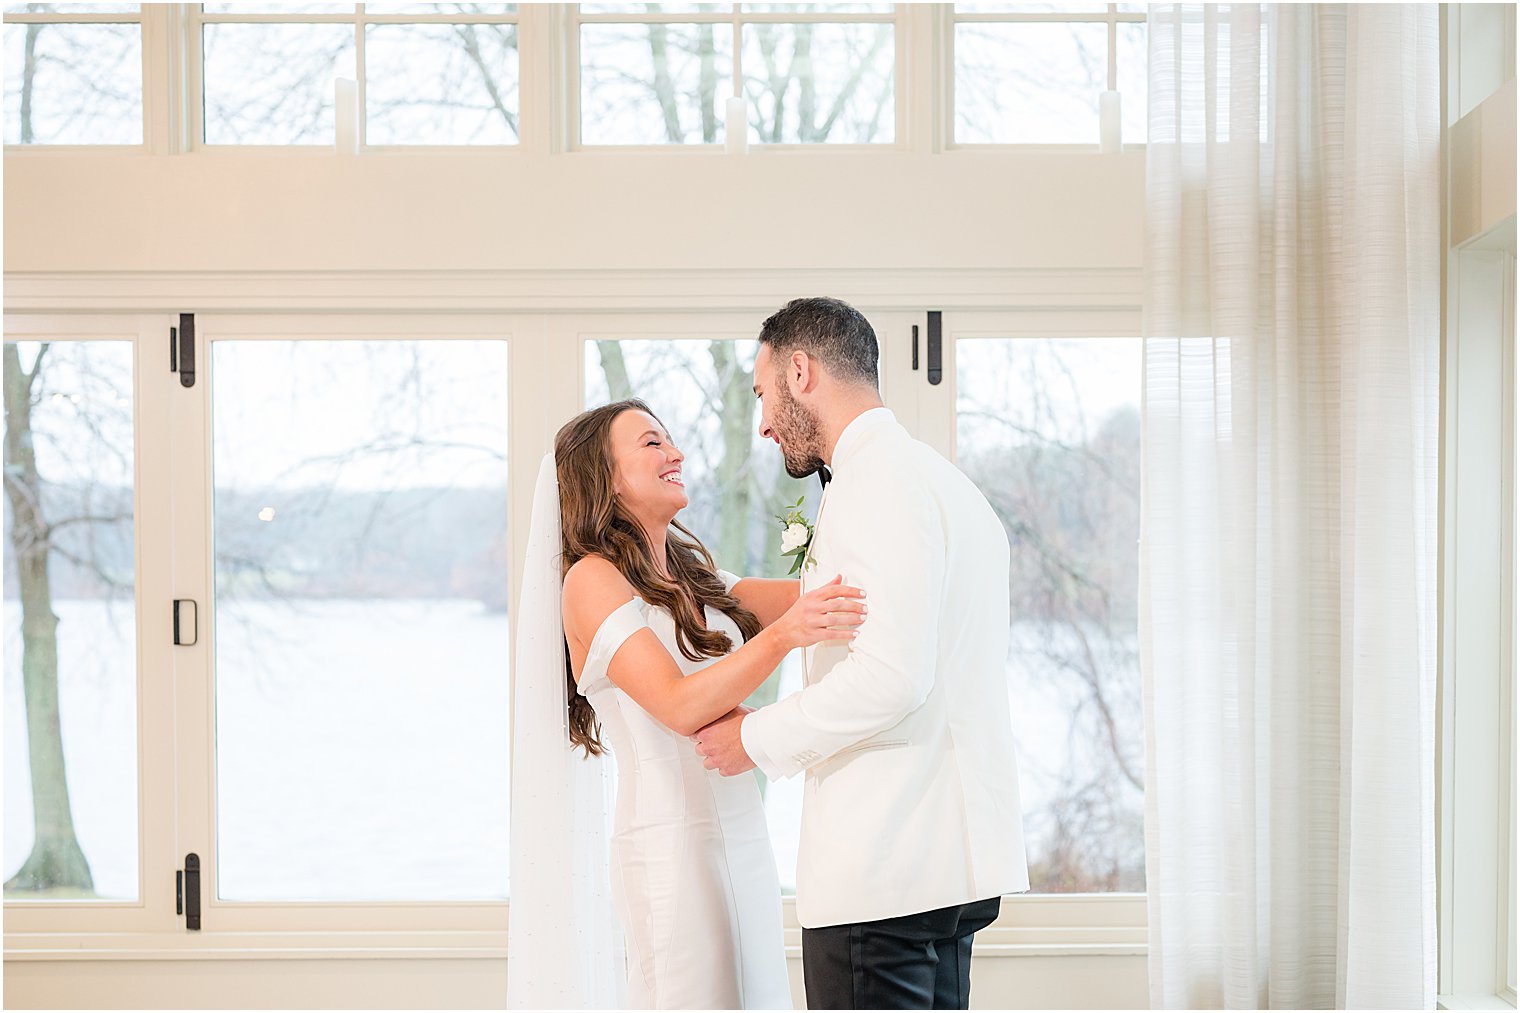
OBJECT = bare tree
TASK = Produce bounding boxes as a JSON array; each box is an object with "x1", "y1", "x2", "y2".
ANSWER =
[{"x1": 3, "y1": 344, "x2": 95, "y2": 896}]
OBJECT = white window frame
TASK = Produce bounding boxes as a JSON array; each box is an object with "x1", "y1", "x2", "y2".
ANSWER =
[
  {"x1": 4, "y1": 310, "x2": 541, "y2": 958},
  {"x1": 566, "y1": 2, "x2": 907, "y2": 151},
  {"x1": 0, "y1": 315, "x2": 177, "y2": 938},
  {"x1": 1, "y1": 4, "x2": 1166, "y2": 158},
  {"x1": 925, "y1": 307, "x2": 1148, "y2": 948},
  {"x1": 4, "y1": 272, "x2": 1149, "y2": 971},
  {"x1": 945, "y1": 2, "x2": 1146, "y2": 152},
  {"x1": 1438, "y1": 4, "x2": 1517, "y2": 1008},
  {"x1": 1438, "y1": 238, "x2": 1517, "y2": 1013},
  {"x1": 187, "y1": 3, "x2": 524, "y2": 155},
  {"x1": 1, "y1": 5, "x2": 158, "y2": 153}
]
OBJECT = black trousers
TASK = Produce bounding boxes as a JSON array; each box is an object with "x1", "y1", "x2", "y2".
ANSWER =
[{"x1": 800, "y1": 897, "x2": 1002, "y2": 1010}]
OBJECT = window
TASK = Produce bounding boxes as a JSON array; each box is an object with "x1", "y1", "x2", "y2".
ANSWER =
[
  {"x1": 576, "y1": 313, "x2": 1148, "y2": 897},
  {"x1": 573, "y1": 3, "x2": 897, "y2": 146},
  {"x1": 953, "y1": 332, "x2": 1144, "y2": 890},
  {"x1": 952, "y1": 3, "x2": 1146, "y2": 146},
  {"x1": 2, "y1": 3, "x2": 143, "y2": 146},
  {"x1": 196, "y1": 3, "x2": 520, "y2": 147},
  {"x1": 210, "y1": 338, "x2": 510, "y2": 902},
  {"x1": 4, "y1": 339, "x2": 139, "y2": 901}
]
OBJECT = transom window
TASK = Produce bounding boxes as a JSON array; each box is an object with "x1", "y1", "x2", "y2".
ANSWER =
[
  {"x1": 195, "y1": 3, "x2": 520, "y2": 147},
  {"x1": 573, "y1": 3, "x2": 898, "y2": 146},
  {"x1": 2, "y1": 3, "x2": 144, "y2": 146},
  {"x1": 952, "y1": 3, "x2": 1147, "y2": 145}
]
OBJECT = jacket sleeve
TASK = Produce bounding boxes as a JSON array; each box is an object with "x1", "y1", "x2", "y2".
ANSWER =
[{"x1": 740, "y1": 474, "x2": 945, "y2": 781}]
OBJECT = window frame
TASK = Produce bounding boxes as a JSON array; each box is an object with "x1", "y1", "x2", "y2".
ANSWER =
[
  {"x1": 564, "y1": 304, "x2": 1150, "y2": 937},
  {"x1": 4, "y1": 311, "x2": 541, "y2": 954},
  {"x1": 187, "y1": 3, "x2": 524, "y2": 154},
  {"x1": 945, "y1": 3, "x2": 1146, "y2": 152},
  {"x1": 0, "y1": 315, "x2": 178, "y2": 936},
  {"x1": 1, "y1": 284, "x2": 1150, "y2": 971},
  {"x1": 566, "y1": 2, "x2": 907, "y2": 151},
  {"x1": 1, "y1": 5, "x2": 153, "y2": 153}
]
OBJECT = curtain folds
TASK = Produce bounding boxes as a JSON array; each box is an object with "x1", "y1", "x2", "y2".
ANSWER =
[{"x1": 1141, "y1": 5, "x2": 1440, "y2": 1007}]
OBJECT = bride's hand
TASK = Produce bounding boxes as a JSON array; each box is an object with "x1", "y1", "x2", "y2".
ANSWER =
[{"x1": 772, "y1": 575, "x2": 867, "y2": 650}]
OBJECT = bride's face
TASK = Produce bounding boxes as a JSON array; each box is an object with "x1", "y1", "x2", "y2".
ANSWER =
[{"x1": 609, "y1": 409, "x2": 688, "y2": 518}]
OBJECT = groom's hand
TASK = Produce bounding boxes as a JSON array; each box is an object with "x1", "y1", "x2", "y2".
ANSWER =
[{"x1": 692, "y1": 707, "x2": 757, "y2": 777}]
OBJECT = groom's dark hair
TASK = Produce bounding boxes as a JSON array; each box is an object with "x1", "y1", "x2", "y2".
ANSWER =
[{"x1": 758, "y1": 297, "x2": 879, "y2": 389}]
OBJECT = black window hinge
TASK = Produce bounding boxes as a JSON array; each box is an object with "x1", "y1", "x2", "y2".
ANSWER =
[
  {"x1": 177, "y1": 853, "x2": 201, "y2": 930},
  {"x1": 169, "y1": 313, "x2": 196, "y2": 388},
  {"x1": 926, "y1": 310, "x2": 942, "y2": 386}
]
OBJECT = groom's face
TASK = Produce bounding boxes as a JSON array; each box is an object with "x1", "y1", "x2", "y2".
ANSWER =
[{"x1": 754, "y1": 345, "x2": 826, "y2": 480}]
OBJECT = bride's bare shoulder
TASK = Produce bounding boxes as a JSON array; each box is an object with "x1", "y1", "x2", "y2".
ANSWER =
[
  {"x1": 562, "y1": 556, "x2": 636, "y2": 639},
  {"x1": 564, "y1": 554, "x2": 627, "y2": 591}
]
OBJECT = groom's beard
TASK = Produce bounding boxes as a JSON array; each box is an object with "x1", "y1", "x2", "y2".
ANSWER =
[{"x1": 773, "y1": 382, "x2": 826, "y2": 480}]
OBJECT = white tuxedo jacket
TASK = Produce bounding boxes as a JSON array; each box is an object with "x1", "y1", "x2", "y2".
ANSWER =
[{"x1": 742, "y1": 407, "x2": 1029, "y2": 929}]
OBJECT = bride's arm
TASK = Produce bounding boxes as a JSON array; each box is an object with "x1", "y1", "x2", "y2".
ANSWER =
[
  {"x1": 563, "y1": 556, "x2": 864, "y2": 736},
  {"x1": 728, "y1": 577, "x2": 800, "y2": 629}
]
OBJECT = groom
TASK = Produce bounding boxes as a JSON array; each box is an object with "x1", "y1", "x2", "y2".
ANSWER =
[{"x1": 694, "y1": 297, "x2": 1029, "y2": 1010}]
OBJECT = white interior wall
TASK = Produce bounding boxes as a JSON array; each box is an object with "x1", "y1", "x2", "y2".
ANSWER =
[{"x1": 2, "y1": 151, "x2": 1144, "y2": 274}]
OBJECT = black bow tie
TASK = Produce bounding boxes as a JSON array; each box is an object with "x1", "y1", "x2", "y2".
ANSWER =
[{"x1": 817, "y1": 465, "x2": 832, "y2": 489}]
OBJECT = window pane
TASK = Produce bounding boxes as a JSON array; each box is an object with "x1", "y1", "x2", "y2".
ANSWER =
[
  {"x1": 202, "y1": 23, "x2": 354, "y2": 144},
  {"x1": 956, "y1": 338, "x2": 1143, "y2": 892},
  {"x1": 579, "y1": 3, "x2": 732, "y2": 13},
  {"x1": 580, "y1": 22, "x2": 732, "y2": 144},
  {"x1": 740, "y1": 22, "x2": 894, "y2": 143},
  {"x1": 2, "y1": 22, "x2": 141, "y2": 144},
  {"x1": 954, "y1": 3, "x2": 1108, "y2": 12},
  {"x1": 364, "y1": 3, "x2": 516, "y2": 12},
  {"x1": 365, "y1": 23, "x2": 519, "y2": 144},
  {"x1": 201, "y1": 4, "x2": 355, "y2": 13},
  {"x1": 954, "y1": 21, "x2": 1107, "y2": 143},
  {"x1": 1116, "y1": 20, "x2": 1146, "y2": 144},
  {"x1": 742, "y1": 3, "x2": 894, "y2": 11},
  {"x1": 212, "y1": 340, "x2": 509, "y2": 902},
  {"x1": 4, "y1": 3, "x2": 138, "y2": 12},
  {"x1": 584, "y1": 339, "x2": 810, "y2": 889},
  {"x1": 4, "y1": 341, "x2": 138, "y2": 901}
]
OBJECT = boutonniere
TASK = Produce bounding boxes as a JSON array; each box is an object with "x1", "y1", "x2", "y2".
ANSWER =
[{"x1": 775, "y1": 496, "x2": 816, "y2": 576}]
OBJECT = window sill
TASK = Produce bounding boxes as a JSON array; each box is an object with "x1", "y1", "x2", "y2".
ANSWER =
[
  {"x1": 8, "y1": 895, "x2": 1149, "y2": 963},
  {"x1": 1438, "y1": 993, "x2": 1518, "y2": 1010},
  {"x1": 4, "y1": 930, "x2": 508, "y2": 962}
]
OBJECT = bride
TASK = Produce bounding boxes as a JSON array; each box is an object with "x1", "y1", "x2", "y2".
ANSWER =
[{"x1": 511, "y1": 398, "x2": 867, "y2": 1010}]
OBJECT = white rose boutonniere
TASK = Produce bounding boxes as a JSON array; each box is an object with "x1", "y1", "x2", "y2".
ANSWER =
[{"x1": 775, "y1": 496, "x2": 816, "y2": 576}]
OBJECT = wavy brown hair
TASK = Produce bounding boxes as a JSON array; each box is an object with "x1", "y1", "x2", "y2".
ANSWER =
[{"x1": 557, "y1": 399, "x2": 762, "y2": 756}]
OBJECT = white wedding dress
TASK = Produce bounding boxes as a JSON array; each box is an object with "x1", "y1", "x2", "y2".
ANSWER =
[{"x1": 575, "y1": 570, "x2": 794, "y2": 1011}]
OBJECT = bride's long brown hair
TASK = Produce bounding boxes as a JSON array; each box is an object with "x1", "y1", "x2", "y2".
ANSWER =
[{"x1": 557, "y1": 399, "x2": 762, "y2": 756}]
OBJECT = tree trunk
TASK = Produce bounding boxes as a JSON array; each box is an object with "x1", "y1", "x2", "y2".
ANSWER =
[
  {"x1": 707, "y1": 343, "x2": 753, "y2": 572},
  {"x1": 795, "y1": 25, "x2": 816, "y2": 141},
  {"x1": 696, "y1": 23, "x2": 718, "y2": 144},
  {"x1": 2, "y1": 344, "x2": 94, "y2": 896},
  {"x1": 646, "y1": 24, "x2": 685, "y2": 143},
  {"x1": 596, "y1": 341, "x2": 633, "y2": 402},
  {"x1": 21, "y1": 24, "x2": 40, "y2": 144}
]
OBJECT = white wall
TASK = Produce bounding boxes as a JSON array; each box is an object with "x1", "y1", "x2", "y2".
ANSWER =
[{"x1": 2, "y1": 151, "x2": 1144, "y2": 275}]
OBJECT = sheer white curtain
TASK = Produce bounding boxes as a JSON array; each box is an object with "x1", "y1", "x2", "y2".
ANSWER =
[{"x1": 1141, "y1": 5, "x2": 1439, "y2": 1008}]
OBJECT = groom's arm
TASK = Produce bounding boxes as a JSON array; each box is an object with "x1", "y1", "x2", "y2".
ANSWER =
[{"x1": 739, "y1": 474, "x2": 945, "y2": 781}]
